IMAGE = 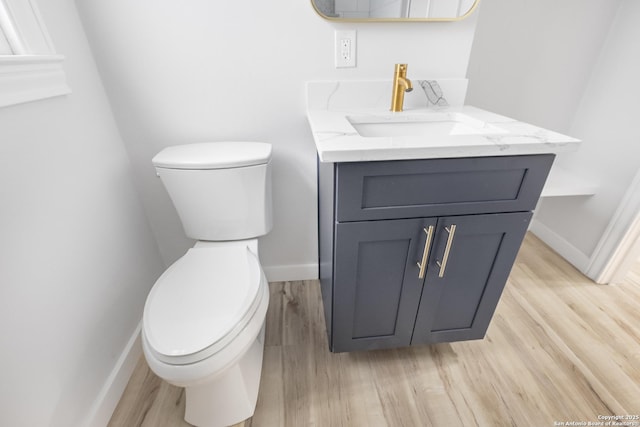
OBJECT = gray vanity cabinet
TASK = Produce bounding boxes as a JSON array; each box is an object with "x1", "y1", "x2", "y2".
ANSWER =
[{"x1": 318, "y1": 154, "x2": 554, "y2": 353}]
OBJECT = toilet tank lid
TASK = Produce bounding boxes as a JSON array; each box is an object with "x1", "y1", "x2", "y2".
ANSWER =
[{"x1": 152, "y1": 142, "x2": 272, "y2": 170}]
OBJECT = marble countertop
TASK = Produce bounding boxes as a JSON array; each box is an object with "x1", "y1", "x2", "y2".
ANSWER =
[{"x1": 306, "y1": 81, "x2": 581, "y2": 163}]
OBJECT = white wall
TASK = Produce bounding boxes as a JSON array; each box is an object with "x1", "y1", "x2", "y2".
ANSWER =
[
  {"x1": 0, "y1": 1, "x2": 164, "y2": 426},
  {"x1": 466, "y1": 0, "x2": 640, "y2": 274},
  {"x1": 534, "y1": 0, "x2": 640, "y2": 267},
  {"x1": 75, "y1": 0, "x2": 480, "y2": 281},
  {"x1": 467, "y1": 0, "x2": 620, "y2": 134}
]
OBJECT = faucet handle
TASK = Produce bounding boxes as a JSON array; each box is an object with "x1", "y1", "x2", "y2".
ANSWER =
[{"x1": 395, "y1": 63, "x2": 408, "y2": 75}]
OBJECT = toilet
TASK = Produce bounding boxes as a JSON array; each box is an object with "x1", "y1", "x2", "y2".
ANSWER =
[{"x1": 142, "y1": 141, "x2": 273, "y2": 427}]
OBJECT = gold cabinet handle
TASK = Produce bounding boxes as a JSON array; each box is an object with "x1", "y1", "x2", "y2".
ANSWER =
[
  {"x1": 416, "y1": 226, "x2": 434, "y2": 279},
  {"x1": 436, "y1": 225, "x2": 457, "y2": 278}
]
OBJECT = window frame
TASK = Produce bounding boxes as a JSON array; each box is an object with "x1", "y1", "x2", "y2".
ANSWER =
[{"x1": 0, "y1": 0, "x2": 70, "y2": 108}]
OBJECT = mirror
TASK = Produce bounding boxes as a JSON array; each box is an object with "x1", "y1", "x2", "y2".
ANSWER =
[{"x1": 312, "y1": 0, "x2": 480, "y2": 21}]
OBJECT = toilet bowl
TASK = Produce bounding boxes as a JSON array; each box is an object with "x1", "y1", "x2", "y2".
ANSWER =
[
  {"x1": 143, "y1": 142, "x2": 273, "y2": 427},
  {"x1": 142, "y1": 241, "x2": 269, "y2": 426}
]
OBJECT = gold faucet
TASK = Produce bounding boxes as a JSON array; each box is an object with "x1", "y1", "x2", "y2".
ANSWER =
[{"x1": 390, "y1": 64, "x2": 413, "y2": 112}]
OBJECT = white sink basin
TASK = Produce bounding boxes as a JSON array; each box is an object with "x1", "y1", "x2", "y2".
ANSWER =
[{"x1": 347, "y1": 112, "x2": 508, "y2": 138}]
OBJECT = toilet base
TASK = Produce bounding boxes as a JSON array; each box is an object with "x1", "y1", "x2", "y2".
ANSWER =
[{"x1": 184, "y1": 325, "x2": 265, "y2": 427}]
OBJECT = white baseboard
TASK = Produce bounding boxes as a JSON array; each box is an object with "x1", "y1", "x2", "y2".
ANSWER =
[
  {"x1": 262, "y1": 263, "x2": 318, "y2": 282},
  {"x1": 529, "y1": 219, "x2": 591, "y2": 273},
  {"x1": 84, "y1": 323, "x2": 142, "y2": 427}
]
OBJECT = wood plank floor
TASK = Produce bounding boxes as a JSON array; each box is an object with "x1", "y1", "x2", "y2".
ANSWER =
[{"x1": 108, "y1": 234, "x2": 640, "y2": 427}]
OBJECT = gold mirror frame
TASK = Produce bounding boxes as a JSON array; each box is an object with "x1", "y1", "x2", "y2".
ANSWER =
[{"x1": 311, "y1": 0, "x2": 480, "y2": 22}]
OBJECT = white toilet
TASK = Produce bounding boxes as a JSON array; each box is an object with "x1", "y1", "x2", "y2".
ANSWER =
[{"x1": 142, "y1": 141, "x2": 273, "y2": 427}]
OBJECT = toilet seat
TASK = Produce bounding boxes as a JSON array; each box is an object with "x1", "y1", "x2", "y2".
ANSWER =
[{"x1": 143, "y1": 245, "x2": 264, "y2": 365}]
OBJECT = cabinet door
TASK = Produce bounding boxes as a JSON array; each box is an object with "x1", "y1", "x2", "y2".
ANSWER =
[
  {"x1": 411, "y1": 212, "x2": 532, "y2": 345},
  {"x1": 333, "y1": 218, "x2": 437, "y2": 352}
]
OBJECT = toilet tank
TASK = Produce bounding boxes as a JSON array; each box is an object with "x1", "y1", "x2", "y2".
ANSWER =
[{"x1": 152, "y1": 142, "x2": 273, "y2": 241}]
